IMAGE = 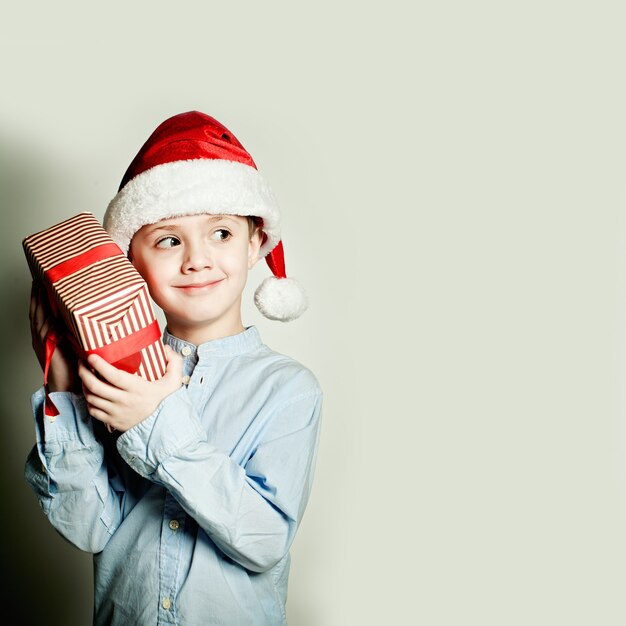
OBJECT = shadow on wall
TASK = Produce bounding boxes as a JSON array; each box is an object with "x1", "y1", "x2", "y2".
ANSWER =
[{"x1": 0, "y1": 135, "x2": 93, "y2": 625}]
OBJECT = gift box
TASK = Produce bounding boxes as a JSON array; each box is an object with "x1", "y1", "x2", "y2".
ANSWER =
[{"x1": 23, "y1": 212, "x2": 167, "y2": 398}]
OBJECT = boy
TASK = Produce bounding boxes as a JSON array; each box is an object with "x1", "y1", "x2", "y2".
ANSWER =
[{"x1": 25, "y1": 111, "x2": 322, "y2": 625}]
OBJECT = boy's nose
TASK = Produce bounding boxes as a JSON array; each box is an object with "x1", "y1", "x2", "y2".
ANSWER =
[{"x1": 182, "y1": 241, "x2": 213, "y2": 272}]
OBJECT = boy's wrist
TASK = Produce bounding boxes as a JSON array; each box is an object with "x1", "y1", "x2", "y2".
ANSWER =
[{"x1": 47, "y1": 371, "x2": 81, "y2": 393}]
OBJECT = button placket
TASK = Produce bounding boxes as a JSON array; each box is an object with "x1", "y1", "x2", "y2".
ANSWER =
[{"x1": 158, "y1": 493, "x2": 185, "y2": 622}]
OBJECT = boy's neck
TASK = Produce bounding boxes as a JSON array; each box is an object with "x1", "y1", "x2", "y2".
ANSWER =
[{"x1": 165, "y1": 318, "x2": 246, "y2": 347}]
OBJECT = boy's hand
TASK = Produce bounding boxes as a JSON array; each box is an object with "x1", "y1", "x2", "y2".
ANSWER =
[
  {"x1": 29, "y1": 281, "x2": 80, "y2": 393},
  {"x1": 78, "y1": 345, "x2": 184, "y2": 432}
]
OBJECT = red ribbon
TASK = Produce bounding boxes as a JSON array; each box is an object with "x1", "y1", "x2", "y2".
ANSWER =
[
  {"x1": 44, "y1": 242, "x2": 123, "y2": 284},
  {"x1": 83, "y1": 320, "x2": 161, "y2": 370},
  {"x1": 43, "y1": 327, "x2": 62, "y2": 417}
]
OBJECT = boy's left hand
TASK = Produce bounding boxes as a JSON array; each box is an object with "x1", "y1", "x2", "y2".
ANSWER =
[{"x1": 78, "y1": 345, "x2": 184, "y2": 432}]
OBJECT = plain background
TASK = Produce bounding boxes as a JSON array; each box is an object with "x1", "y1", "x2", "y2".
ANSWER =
[{"x1": 2, "y1": 1, "x2": 626, "y2": 624}]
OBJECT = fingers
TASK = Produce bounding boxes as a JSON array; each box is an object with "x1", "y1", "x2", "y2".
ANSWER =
[
  {"x1": 85, "y1": 354, "x2": 137, "y2": 390},
  {"x1": 87, "y1": 406, "x2": 110, "y2": 422},
  {"x1": 86, "y1": 403, "x2": 116, "y2": 431},
  {"x1": 29, "y1": 284, "x2": 41, "y2": 333},
  {"x1": 30, "y1": 284, "x2": 51, "y2": 367},
  {"x1": 79, "y1": 361, "x2": 124, "y2": 425},
  {"x1": 84, "y1": 393, "x2": 114, "y2": 413},
  {"x1": 78, "y1": 361, "x2": 125, "y2": 402},
  {"x1": 162, "y1": 346, "x2": 184, "y2": 395},
  {"x1": 164, "y1": 345, "x2": 184, "y2": 378},
  {"x1": 29, "y1": 282, "x2": 36, "y2": 321},
  {"x1": 29, "y1": 283, "x2": 51, "y2": 341},
  {"x1": 29, "y1": 282, "x2": 45, "y2": 321}
]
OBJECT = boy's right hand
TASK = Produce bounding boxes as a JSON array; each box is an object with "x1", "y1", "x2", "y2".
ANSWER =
[{"x1": 29, "y1": 281, "x2": 80, "y2": 393}]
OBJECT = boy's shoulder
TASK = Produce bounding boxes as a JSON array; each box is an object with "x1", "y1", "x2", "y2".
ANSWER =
[
  {"x1": 255, "y1": 343, "x2": 321, "y2": 394},
  {"x1": 192, "y1": 326, "x2": 321, "y2": 400}
]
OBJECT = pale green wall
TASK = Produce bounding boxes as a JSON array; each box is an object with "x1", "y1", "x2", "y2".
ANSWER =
[{"x1": 3, "y1": 2, "x2": 626, "y2": 625}]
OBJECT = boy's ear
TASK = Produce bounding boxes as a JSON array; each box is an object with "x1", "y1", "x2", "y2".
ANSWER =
[{"x1": 248, "y1": 230, "x2": 263, "y2": 269}]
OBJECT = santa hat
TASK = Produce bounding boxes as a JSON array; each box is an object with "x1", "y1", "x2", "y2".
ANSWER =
[{"x1": 104, "y1": 111, "x2": 307, "y2": 322}]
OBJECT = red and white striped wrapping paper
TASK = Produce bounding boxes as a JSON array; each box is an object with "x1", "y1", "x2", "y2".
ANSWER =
[{"x1": 23, "y1": 212, "x2": 167, "y2": 384}]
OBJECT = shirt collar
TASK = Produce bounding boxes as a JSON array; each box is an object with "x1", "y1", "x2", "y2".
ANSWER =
[{"x1": 163, "y1": 325, "x2": 263, "y2": 358}]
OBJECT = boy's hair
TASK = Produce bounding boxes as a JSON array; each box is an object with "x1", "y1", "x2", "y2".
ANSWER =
[{"x1": 247, "y1": 216, "x2": 262, "y2": 239}]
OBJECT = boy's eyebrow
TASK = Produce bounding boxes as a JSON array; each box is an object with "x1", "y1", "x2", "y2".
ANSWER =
[
  {"x1": 206, "y1": 215, "x2": 240, "y2": 224},
  {"x1": 145, "y1": 223, "x2": 179, "y2": 233},
  {"x1": 145, "y1": 215, "x2": 239, "y2": 234}
]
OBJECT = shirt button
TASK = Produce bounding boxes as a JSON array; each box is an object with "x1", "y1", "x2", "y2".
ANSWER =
[
  {"x1": 169, "y1": 519, "x2": 180, "y2": 531},
  {"x1": 162, "y1": 597, "x2": 172, "y2": 610},
  {"x1": 47, "y1": 415, "x2": 57, "y2": 423},
  {"x1": 181, "y1": 346, "x2": 192, "y2": 357},
  {"x1": 181, "y1": 375, "x2": 190, "y2": 385}
]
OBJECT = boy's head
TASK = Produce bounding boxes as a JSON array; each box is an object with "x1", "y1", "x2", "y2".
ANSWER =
[
  {"x1": 128, "y1": 212, "x2": 264, "y2": 343},
  {"x1": 104, "y1": 111, "x2": 307, "y2": 322}
]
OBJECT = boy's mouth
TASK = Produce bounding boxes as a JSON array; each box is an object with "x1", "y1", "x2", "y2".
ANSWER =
[{"x1": 175, "y1": 278, "x2": 224, "y2": 291}]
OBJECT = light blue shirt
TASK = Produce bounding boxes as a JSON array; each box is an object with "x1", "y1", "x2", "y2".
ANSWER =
[{"x1": 25, "y1": 326, "x2": 322, "y2": 625}]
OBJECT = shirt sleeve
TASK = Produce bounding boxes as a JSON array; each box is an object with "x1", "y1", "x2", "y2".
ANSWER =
[
  {"x1": 24, "y1": 387, "x2": 125, "y2": 553},
  {"x1": 116, "y1": 377, "x2": 323, "y2": 573}
]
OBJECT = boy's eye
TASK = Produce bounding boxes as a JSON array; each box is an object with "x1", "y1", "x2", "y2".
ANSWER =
[
  {"x1": 156, "y1": 236, "x2": 181, "y2": 249},
  {"x1": 211, "y1": 228, "x2": 232, "y2": 241}
]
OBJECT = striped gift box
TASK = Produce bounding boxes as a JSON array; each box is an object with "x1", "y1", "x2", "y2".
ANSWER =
[{"x1": 23, "y1": 212, "x2": 167, "y2": 383}]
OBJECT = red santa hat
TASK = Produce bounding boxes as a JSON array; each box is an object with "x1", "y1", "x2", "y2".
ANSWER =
[{"x1": 104, "y1": 111, "x2": 307, "y2": 321}]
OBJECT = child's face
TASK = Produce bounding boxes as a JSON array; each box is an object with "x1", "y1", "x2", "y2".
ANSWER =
[{"x1": 129, "y1": 214, "x2": 262, "y2": 343}]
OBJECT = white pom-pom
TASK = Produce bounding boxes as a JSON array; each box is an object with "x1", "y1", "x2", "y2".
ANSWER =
[{"x1": 254, "y1": 277, "x2": 308, "y2": 321}]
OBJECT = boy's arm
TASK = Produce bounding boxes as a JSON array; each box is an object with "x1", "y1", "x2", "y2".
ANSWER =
[
  {"x1": 26, "y1": 285, "x2": 126, "y2": 552},
  {"x1": 24, "y1": 388, "x2": 126, "y2": 553},
  {"x1": 122, "y1": 388, "x2": 322, "y2": 573},
  {"x1": 80, "y1": 352, "x2": 322, "y2": 572},
  {"x1": 115, "y1": 378, "x2": 323, "y2": 573}
]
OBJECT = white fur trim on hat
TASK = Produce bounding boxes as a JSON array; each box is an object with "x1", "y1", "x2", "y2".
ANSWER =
[
  {"x1": 254, "y1": 276, "x2": 308, "y2": 322},
  {"x1": 104, "y1": 159, "x2": 281, "y2": 256}
]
